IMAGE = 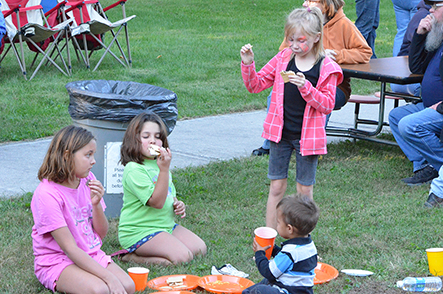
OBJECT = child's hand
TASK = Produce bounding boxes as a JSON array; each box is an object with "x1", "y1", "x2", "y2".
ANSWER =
[
  {"x1": 173, "y1": 199, "x2": 186, "y2": 218},
  {"x1": 87, "y1": 180, "x2": 105, "y2": 206},
  {"x1": 289, "y1": 72, "x2": 306, "y2": 88},
  {"x1": 325, "y1": 49, "x2": 337, "y2": 61},
  {"x1": 240, "y1": 43, "x2": 254, "y2": 65},
  {"x1": 157, "y1": 147, "x2": 172, "y2": 171},
  {"x1": 253, "y1": 238, "x2": 271, "y2": 253}
]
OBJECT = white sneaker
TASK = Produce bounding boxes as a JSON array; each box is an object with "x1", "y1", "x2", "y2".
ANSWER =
[{"x1": 211, "y1": 264, "x2": 249, "y2": 278}]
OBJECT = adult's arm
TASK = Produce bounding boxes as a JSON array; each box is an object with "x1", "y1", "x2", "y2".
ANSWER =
[{"x1": 409, "y1": 31, "x2": 430, "y2": 74}]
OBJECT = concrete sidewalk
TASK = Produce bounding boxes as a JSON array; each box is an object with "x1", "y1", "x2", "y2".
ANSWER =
[{"x1": 0, "y1": 99, "x2": 403, "y2": 199}]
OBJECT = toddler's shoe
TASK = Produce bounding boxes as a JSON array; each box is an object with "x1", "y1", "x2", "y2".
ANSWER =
[{"x1": 211, "y1": 264, "x2": 249, "y2": 278}]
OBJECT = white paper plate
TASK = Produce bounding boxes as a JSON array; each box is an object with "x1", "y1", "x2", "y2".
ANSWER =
[{"x1": 341, "y1": 269, "x2": 374, "y2": 277}]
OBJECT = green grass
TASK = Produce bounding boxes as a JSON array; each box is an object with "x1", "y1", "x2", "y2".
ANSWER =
[
  {"x1": 1, "y1": 140, "x2": 440, "y2": 293},
  {"x1": 0, "y1": 0, "x2": 396, "y2": 142},
  {"x1": 1, "y1": 0, "x2": 424, "y2": 293}
]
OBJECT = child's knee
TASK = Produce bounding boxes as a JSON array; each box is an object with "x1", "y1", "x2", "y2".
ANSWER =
[
  {"x1": 170, "y1": 250, "x2": 194, "y2": 264},
  {"x1": 86, "y1": 282, "x2": 110, "y2": 294}
]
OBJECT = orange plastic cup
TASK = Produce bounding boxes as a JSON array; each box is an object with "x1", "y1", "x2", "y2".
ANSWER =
[
  {"x1": 426, "y1": 248, "x2": 443, "y2": 276},
  {"x1": 254, "y1": 227, "x2": 277, "y2": 259},
  {"x1": 127, "y1": 267, "x2": 150, "y2": 291}
]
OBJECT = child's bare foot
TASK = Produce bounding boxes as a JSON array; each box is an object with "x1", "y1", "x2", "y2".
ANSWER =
[{"x1": 122, "y1": 252, "x2": 172, "y2": 266}]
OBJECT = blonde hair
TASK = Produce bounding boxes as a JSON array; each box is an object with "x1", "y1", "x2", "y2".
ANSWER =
[
  {"x1": 38, "y1": 126, "x2": 95, "y2": 183},
  {"x1": 284, "y1": 7, "x2": 325, "y2": 62}
]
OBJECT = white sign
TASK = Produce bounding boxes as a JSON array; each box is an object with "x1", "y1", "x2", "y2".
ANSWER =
[{"x1": 104, "y1": 142, "x2": 124, "y2": 194}]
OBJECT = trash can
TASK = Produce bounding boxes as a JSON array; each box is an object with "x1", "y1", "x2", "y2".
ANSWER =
[{"x1": 66, "y1": 80, "x2": 178, "y2": 218}]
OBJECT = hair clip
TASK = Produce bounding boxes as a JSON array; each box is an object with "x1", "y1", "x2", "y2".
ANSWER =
[{"x1": 307, "y1": 7, "x2": 311, "y2": 12}]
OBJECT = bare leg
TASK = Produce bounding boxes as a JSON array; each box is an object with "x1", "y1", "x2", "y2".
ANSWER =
[
  {"x1": 297, "y1": 183, "x2": 313, "y2": 199},
  {"x1": 266, "y1": 179, "x2": 287, "y2": 229},
  {"x1": 172, "y1": 225, "x2": 207, "y2": 256},
  {"x1": 121, "y1": 253, "x2": 172, "y2": 266},
  {"x1": 56, "y1": 262, "x2": 135, "y2": 294},
  {"x1": 130, "y1": 231, "x2": 196, "y2": 265},
  {"x1": 106, "y1": 262, "x2": 136, "y2": 293}
]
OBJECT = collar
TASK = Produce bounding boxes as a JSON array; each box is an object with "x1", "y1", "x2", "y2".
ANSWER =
[{"x1": 281, "y1": 235, "x2": 313, "y2": 247}]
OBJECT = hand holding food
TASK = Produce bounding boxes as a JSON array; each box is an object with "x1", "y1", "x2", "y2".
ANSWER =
[
  {"x1": 280, "y1": 70, "x2": 296, "y2": 83},
  {"x1": 149, "y1": 144, "x2": 161, "y2": 157},
  {"x1": 240, "y1": 43, "x2": 254, "y2": 65}
]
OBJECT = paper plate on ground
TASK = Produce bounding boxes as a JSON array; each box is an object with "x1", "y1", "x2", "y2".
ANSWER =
[
  {"x1": 341, "y1": 269, "x2": 374, "y2": 277},
  {"x1": 198, "y1": 275, "x2": 255, "y2": 294},
  {"x1": 147, "y1": 274, "x2": 200, "y2": 291},
  {"x1": 314, "y1": 262, "x2": 339, "y2": 284}
]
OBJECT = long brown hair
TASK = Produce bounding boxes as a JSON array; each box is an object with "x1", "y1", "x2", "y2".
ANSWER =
[
  {"x1": 38, "y1": 125, "x2": 95, "y2": 183},
  {"x1": 120, "y1": 112, "x2": 169, "y2": 166}
]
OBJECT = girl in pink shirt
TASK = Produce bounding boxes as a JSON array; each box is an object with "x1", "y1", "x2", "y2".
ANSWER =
[
  {"x1": 240, "y1": 7, "x2": 343, "y2": 229},
  {"x1": 31, "y1": 125, "x2": 135, "y2": 294}
]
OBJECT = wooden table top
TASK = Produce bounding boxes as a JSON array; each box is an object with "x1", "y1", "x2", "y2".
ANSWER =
[{"x1": 340, "y1": 56, "x2": 423, "y2": 85}]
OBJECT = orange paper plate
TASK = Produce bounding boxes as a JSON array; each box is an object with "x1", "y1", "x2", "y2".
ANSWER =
[
  {"x1": 147, "y1": 274, "x2": 200, "y2": 291},
  {"x1": 314, "y1": 262, "x2": 339, "y2": 285},
  {"x1": 198, "y1": 275, "x2": 255, "y2": 294},
  {"x1": 151, "y1": 292, "x2": 195, "y2": 294}
]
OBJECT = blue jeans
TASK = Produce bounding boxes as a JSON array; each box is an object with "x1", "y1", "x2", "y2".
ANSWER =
[
  {"x1": 431, "y1": 166, "x2": 443, "y2": 199},
  {"x1": 242, "y1": 279, "x2": 288, "y2": 294},
  {"x1": 261, "y1": 91, "x2": 272, "y2": 150},
  {"x1": 391, "y1": 0, "x2": 420, "y2": 57},
  {"x1": 355, "y1": 0, "x2": 380, "y2": 58},
  {"x1": 389, "y1": 103, "x2": 443, "y2": 172},
  {"x1": 390, "y1": 82, "x2": 421, "y2": 97}
]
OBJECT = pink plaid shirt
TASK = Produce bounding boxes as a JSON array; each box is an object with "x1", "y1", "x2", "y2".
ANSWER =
[{"x1": 241, "y1": 48, "x2": 343, "y2": 156}]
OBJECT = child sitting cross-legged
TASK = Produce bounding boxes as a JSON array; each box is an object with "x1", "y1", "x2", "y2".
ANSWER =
[{"x1": 243, "y1": 194, "x2": 320, "y2": 294}]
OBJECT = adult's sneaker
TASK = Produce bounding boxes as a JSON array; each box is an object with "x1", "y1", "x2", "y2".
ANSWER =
[
  {"x1": 424, "y1": 193, "x2": 443, "y2": 208},
  {"x1": 401, "y1": 166, "x2": 438, "y2": 186},
  {"x1": 211, "y1": 264, "x2": 249, "y2": 278}
]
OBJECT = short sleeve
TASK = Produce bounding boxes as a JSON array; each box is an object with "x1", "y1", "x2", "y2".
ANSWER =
[
  {"x1": 33, "y1": 189, "x2": 67, "y2": 235},
  {"x1": 124, "y1": 165, "x2": 156, "y2": 205}
]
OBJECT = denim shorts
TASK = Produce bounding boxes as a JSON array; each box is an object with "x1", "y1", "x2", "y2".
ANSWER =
[
  {"x1": 127, "y1": 224, "x2": 178, "y2": 253},
  {"x1": 268, "y1": 138, "x2": 318, "y2": 186}
]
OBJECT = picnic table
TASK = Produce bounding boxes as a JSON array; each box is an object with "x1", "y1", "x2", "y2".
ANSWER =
[{"x1": 326, "y1": 56, "x2": 424, "y2": 145}]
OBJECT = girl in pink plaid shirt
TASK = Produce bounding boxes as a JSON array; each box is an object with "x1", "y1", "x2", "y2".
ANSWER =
[{"x1": 240, "y1": 7, "x2": 343, "y2": 229}]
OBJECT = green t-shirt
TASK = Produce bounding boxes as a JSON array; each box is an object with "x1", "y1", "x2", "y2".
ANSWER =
[{"x1": 118, "y1": 159, "x2": 175, "y2": 249}]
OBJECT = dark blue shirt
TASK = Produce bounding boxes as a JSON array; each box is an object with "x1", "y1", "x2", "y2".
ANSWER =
[{"x1": 421, "y1": 44, "x2": 443, "y2": 107}]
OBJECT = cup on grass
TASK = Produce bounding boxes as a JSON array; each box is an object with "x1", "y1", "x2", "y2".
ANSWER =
[
  {"x1": 254, "y1": 227, "x2": 277, "y2": 259},
  {"x1": 426, "y1": 248, "x2": 443, "y2": 276},
  {"x1": 127, "y1": 267, "x2": 150, "y2": 291}
]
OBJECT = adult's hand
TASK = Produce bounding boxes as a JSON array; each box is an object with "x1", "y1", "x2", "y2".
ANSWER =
[{"x1": 417, "y1": 14, "x2": 434, "y2": 35}]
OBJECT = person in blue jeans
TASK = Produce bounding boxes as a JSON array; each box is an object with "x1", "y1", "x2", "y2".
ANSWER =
[
  {"x1": 355, "y1": 0, "x2": 380, "y2": 58},
  {"x1": 390, "y1": 0, "x2": 430, "y2": 97},
  {"x1": 242, "y1": 195, "x2": 319, "y2": 294},
  {"x1": 392, "y1": 0, "x2": 421, "y2": 57},
  {"x1": 388, "y1": 0, "x2": 443, "y2": 191}
]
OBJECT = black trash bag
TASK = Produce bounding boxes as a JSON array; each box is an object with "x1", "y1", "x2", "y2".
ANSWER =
[{"x1": 66, "y1": 80, "x2": 178, "y2": 134}]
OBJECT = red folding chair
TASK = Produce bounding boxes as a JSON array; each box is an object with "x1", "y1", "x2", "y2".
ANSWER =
[
  {"x1": 60, "y1": 0, "x2": 135, "y2": 71},
  {"x1": 0, "y1": 0, "x2": 72, "y2": 80}
]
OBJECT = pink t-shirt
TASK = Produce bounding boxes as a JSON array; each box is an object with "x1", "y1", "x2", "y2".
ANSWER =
[{"x1": 31, "y1": 172, "x2": 111, "y2": 291}]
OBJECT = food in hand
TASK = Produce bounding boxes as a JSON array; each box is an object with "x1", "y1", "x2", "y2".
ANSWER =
[
  {"x1": 86, "y1": 180, "x2": 91, "y2": 186},
  {"x1": 280, "y1": 70, "x2": 296, "y2": 83},
  {"x1": 167, "y1": 276, "x2": 184, "y2": 287},
  {"x1": 148, "y1": 144, "x2": 161, "y2": 156}
]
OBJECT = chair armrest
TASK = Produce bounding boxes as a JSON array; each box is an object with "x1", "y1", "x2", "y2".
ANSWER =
[
  {"x1": 103, "y1": 0, "x2": 127, "y2": 12},
  {"x1": 44, "y1": 0, "x2": 67, "y2": 17}
]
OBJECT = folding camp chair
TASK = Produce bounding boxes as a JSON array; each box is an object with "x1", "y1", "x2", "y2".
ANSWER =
[
  {"x1": 62, "y1": 0, "x2": 135, "y2": 71},
  {"x1": 0, "y1": 0, "x2": 72, "y2": 80}
]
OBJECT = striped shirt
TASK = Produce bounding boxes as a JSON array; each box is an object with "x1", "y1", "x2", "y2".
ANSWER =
[{"x1": 254, "y1": 236, "x2": 317, "y2": 294}]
